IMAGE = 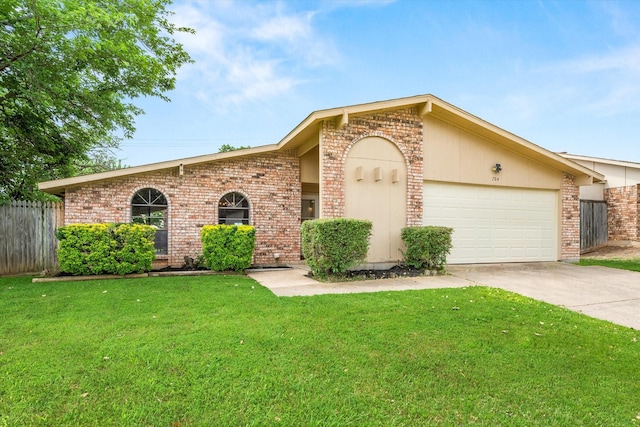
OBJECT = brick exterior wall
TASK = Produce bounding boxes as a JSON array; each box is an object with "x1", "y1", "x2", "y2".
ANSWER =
[
  {"x1": 605, "y1": 185, "x2": 640, "y2": 241},
  {"x1": 561, "y1": 172, "x2": 580, "y2": 260},
  {"x1": 320, "y1": 108, "x2": 424, "y2": 226},
  {"x1": 60, "y1": 105, "x2": 589, "y2": 267},
  {"x1": 64, "y1": 151, "x2": 301, "y2": 267}
]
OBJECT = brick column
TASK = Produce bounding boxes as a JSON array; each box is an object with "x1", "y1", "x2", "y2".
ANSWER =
[{"x1": 561, "y1": 172, "x2": 580, "y2": 260}]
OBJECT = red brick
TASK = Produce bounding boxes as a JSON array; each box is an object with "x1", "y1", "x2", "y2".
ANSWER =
[
  {"x1": 605, "y1": 185, "x2": 640, "y2": 241},
  {"x1": 64, "y1": 151, "x2": 301, "y2": 267}
]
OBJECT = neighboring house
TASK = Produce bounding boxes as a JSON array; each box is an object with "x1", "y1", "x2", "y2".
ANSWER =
[
  {"x1": 39, "y1": 94, "x2": 604, "y2": 268},
  {"x1": 560, "y1": 154, "x2": 640, "y2": 243}
]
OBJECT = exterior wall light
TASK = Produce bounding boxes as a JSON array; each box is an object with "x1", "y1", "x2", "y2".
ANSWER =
[{"x1": 492, "y1": 163, "x2": 502, "y2": 173}]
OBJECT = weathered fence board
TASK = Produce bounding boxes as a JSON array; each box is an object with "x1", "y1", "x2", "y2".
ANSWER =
[
  {"x1": 0, "y1": 201, "x2": 64, "y2": 275},
  {"x1": 580, "y1": 200, "x2": 608, "y2": 253}
]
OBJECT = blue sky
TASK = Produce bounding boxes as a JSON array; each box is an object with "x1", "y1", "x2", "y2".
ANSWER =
[{"x1": 120, "y1": 0, "x2": 640, "y2": 166}]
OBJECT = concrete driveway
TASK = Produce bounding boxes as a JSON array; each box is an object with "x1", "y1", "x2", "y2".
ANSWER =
[
  {"x1": 449, "y1": 262, "x2": 640, "y2": 329},
  {"x1": 248, "y1": 262, "x2": 640, "y2": 330}
]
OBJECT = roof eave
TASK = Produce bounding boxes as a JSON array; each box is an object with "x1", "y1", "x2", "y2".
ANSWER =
[
  {"x1": 38, "y1": 144, "x2": 280, "y2": 195},
  {"x1": 277, "y1": 93, "x2": 605, "y2": 184},
  {"x1": 38, "y1": 93, "x2": 606, "y2": 194},
  {"x1": 559, "y1": 153, "x2": 640, "y2": 169}
]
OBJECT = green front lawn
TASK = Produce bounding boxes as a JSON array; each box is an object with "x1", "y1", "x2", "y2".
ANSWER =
[
  {"x1": 1, "y1": 275, "x2": 639, "y2": 426},
  {"x1": 579, "y1": 258, "x2": 640, "y2": 272}
]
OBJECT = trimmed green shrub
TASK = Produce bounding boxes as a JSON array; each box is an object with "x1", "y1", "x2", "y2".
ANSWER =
[
  {"x1": 301, "y1": 218, "x2": 372, "y2": 277},
  {"x1": 401, "y1": 226, "x2": 453, "y2": 271},
  {"x1": 201, "y1": 225, "x2": 256, "y2": 271},
  {"x1": 56, "y1": 223, "x2": 156, "y2": 275}
]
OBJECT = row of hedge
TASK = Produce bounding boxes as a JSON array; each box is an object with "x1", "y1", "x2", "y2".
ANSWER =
[
  {"x1": 56, "y1": 223, "x2": 256, "y2": 275},
  {"x1": 56, "y1": 224, "x2": 156, "y2": 275},
  {"x1": 56, "y1": 220, "x2": 452, "y2": 276}
]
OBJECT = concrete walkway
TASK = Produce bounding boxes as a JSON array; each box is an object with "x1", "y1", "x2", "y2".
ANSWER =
[
  {"x1": 247, "y1": 265, "x2": 471, "y2": 297},
  {"x1": 247, "y1": 262, "x2": 640, "y2": 330}
]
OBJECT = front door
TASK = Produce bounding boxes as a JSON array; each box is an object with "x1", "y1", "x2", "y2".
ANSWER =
[{"x1": 344, "y1": 137, "x2": 407, "y2": 263}]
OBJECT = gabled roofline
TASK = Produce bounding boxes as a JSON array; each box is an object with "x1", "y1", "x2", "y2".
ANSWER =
[
  {"x1": 559, "y1": 153, "x2": 640, "y2": 170},
  {"x1": 40, "y1": 96, "x2": 437, "y2": 195},
  {"x1": 275, "y1": 94, "x2": 605, "y2": 184},
  {"x1": 39, "y1": 94, "x2": 605, "y2": 195},
  {"x1": 38, "y1": 144, "x2": 279, "y2": 195},
  {"x1": 276, "y1": 94, "x2": 433, "y2": 149}
]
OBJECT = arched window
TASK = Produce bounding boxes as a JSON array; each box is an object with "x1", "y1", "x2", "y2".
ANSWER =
[
  {"x1": 131, "y1": 188, "x2": 168, "y2": 254},
  {"x1": 218, "y1": 192, "x2": 250, "y2": 225}
]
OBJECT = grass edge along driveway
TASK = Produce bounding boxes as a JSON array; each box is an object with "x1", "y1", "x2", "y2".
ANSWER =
[
  {"x1": 579, "y1": 257, "x2": 640, "y2": 272},
  {"x1": 1, "y1": 274, "x2": 639, "y2": 426}
]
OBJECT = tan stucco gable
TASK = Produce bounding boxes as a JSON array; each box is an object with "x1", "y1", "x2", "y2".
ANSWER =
[
  {"x1": 424, "y1": 115, "x2": 563, "y2": 189},
  {"x1": 419, "y1": 97, "x2": 604, "y2": 186}
]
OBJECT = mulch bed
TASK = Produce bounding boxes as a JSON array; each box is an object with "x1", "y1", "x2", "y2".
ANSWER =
[
  {"x1": 310, "y1": 265, "x2": 440, "y2": 281},
  {"x1": 37, "y1": 264, "x2": 441, "y2": 283}
]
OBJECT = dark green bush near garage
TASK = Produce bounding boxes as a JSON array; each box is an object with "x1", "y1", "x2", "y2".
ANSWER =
[
  {"x1": 301, "y1": 218, "x2": 372, "y2": 278},
  {"x1": 401, "y1": 226, "x2": 453, "y2": 271}
]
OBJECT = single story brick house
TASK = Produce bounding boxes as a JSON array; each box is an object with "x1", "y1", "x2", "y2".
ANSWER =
[
  {"x1": 39, "y1": 94, "x2": 605, "y2": 268},
  {"x1": 560, "y1": 153, "x2": 640, "y2": 244}
]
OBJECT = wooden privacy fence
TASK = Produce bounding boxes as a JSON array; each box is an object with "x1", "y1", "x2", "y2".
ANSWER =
[
  {"x1": 580, "y1": 200, "x2": 608, "y2": 253},
  {"x1": 0, "y1": 201, "x2": 64, "y2": 275}
]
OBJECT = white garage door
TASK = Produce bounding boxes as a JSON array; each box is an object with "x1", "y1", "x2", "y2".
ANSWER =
[{"x1": 423, "y1": 182, "x2": 558, "y2": 264}]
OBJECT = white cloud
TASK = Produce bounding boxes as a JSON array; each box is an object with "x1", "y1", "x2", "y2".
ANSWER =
[
  {"x1": 465, "y1": 44, "x2": 640, "y2": 135},
  {"x1": 537, "y1": 46, "x2": 640, "y2": 114},
  {"x1": 252, "y1": 13, "x2": 313, "y2": 42},
  {"x1": 225, "y1": 53, "x2": 298, "y2": 104},
  {"x1": 475, "y1": 3, "x2": 640, "y2": 127},
  {"x1": 551, "y1": 46, "x2": 640, "y2": 74},
  {"x1": 598, "y1": 1, "x2": 640, "y2": 39},
  {"x1": 168, "y1": 1, "x2": 342, "y2": 110}
]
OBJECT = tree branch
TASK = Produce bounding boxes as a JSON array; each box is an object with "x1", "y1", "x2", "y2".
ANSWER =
[
  {"x1": 0, "y1": 48, "x2": 38, "y2": 72},
  {"x1": 0, "y1": 5, "x2": 42, "y2": 72}
]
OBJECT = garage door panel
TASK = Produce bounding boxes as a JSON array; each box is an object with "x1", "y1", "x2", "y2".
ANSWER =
[
  {"x1": 494, "y1": 228, "x2": 510, "y2": 240},
  {"x1": 524, "y1": 228, "x2": 542, "y2": 239},
  {"x1": 510, "y1": 247, "x2": 525, "y2": 258},
  {"x1": 493, "y1": 210, "x2": 509, "y2": 221},
  {"x1": 424, "y1": 183, "x2": 558, "y2": 263},
  {"x1": 476, "y1": 227, "x2": 493, "y2": 239},
  {"x1": 541, "y1": 233, "x2": 555, "y2": 243},
  {"x1": 475, "y1": 210, "x2": 495, "y2": 221},
  {"x1": 509, "y1": 228, "x2": 525, "y2": 240},
  {"x1": 526, "y1": 247, "x2": 542, "y2": 257}
]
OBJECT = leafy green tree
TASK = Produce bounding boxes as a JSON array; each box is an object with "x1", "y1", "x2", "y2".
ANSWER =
[
  {"x1": 218, "y1": 144, "x2": 251, "y2": 153},
  {"x1": 72, "y1": 148, "x2": 127, "y2": 176},
  {"x1": 0, "y1": 0, "x2": 193, "y2": 201}
]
